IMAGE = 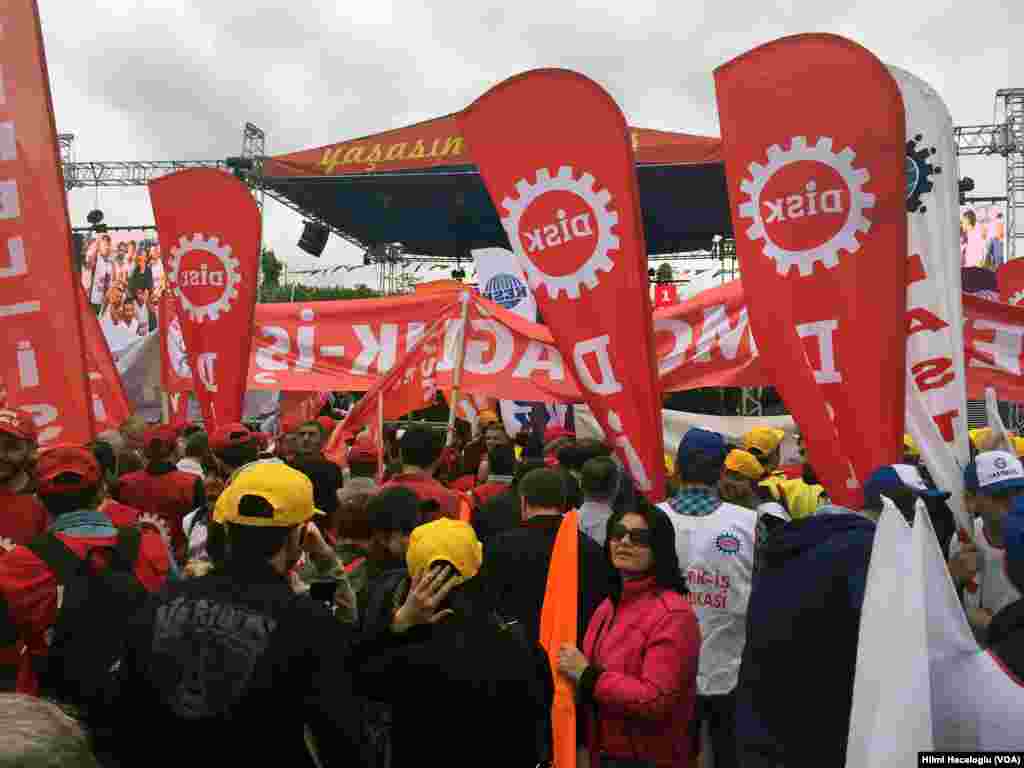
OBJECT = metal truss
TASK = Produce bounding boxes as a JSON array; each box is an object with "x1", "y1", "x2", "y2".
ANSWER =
[{"x1": 62, "y1": 159, "x2": 227, "y2": 189}]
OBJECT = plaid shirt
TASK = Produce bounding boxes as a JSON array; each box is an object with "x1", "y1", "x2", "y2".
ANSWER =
[{"x1": 666, "y1": 486, "x2": 721, "y2": 517}]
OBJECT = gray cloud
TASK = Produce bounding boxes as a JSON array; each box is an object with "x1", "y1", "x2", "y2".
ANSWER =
[{"x1": 41, "y1": 0, "x2": 1020, "y2": 283}]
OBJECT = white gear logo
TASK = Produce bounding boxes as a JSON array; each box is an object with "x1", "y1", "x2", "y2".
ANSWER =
[
  {"x1": 137, "y1": 513, "x2": 172, "y2": 547},
  {"x1": 1010, "y1": 290, "x2": 1024, "y2": 307},
  {"x1": 499, "y1": 166, "x2": 620, "y2": 300},
  {"x1": 738, "y1": 136, "x2": 875, "y2": 277},
  {"x1": 168, "y1": 234, "x2": 242, "y2": 322}
]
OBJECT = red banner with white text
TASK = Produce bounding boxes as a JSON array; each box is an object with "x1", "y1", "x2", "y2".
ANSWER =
[
  {"x1": 149, "y1": 168, "x2": 261, "y2": 428},
  {"x1": 324, "y1": 299, "x2": 461, "y2": 461},
  {"x1": 715, "y1": 34, "x2": 907, "y2": 507},
  {"x1": 0, "y1": 0, "x2": 94, "y2": 446},
  {"x1": 457, "y1": 69, "x2": 666, "y2": 500},
  {"x1": 77, "y1": 285, "x2": 131, "y2": 434},
  {"x1": 153, "y1": 284, "x2": 1024, "y2": 411}
]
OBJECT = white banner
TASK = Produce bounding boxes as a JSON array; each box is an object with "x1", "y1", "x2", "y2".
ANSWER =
[
  {"x1": 891, "y1": 66, "x2": 971, "y2": 536},
  {"x1": 847, "y1": 505, "x2": 1024, "y2": 764}
]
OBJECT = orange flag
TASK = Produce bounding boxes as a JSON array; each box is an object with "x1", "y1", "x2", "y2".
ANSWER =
[{"x1": 539, "y1": 509, "x2": 579, "y2": 768}]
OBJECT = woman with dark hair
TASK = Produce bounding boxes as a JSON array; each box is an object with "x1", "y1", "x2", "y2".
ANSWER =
[{"x1": 557, "y1": 488, "x2": 700, "y2": 768}]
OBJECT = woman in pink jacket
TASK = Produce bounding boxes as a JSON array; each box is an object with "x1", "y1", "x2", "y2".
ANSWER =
[{"x1": 558, "y1": 493, "x2": 701, "y2": 768}]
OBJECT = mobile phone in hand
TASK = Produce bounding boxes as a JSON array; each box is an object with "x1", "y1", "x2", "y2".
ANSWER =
[{"x1": 309, "y1": 581, "x2": 339, "y2": 603}]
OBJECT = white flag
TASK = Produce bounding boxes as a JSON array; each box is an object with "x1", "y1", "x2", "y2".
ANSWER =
[{"x1": 890, "y1": 66, "x2": 971, "y2": 536}]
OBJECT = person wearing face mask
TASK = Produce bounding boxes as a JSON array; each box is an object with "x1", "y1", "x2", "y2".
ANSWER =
[
  {"x1": 110, "y1": 462, "x2": 364, "y2": 768},
  {"x1": 557, "y1": 497, "x2": 700, "y2": 768}
]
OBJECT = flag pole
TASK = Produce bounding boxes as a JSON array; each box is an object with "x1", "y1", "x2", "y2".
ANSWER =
[
  {"x1": 377, "y1": 391, "x2": 385, "y2": 483},
  {"x1": 446, "y1": 291, "x2": 471, "y2": 447}
]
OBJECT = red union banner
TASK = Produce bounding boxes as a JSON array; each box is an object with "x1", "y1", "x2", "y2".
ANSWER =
[
  {"x1": 77, "y1": 285, "x2": 131, "y2": 434},
  {"x1": 715, "y1": 34, "x2": 907, "y2": 506},
  {"x1": 0, "y1": 0, "x2": 94, "y2": 446},
  {"x1": 149, "y1": 169, "x2": 261, "y2": 427},
  {"x1": 458, "y1": 70, "x2": 666, "y2": 500}
]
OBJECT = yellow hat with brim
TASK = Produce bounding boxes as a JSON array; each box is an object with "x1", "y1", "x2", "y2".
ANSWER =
[
  {"x1": 969, "y1": 428, "x2": 994, "y2": 451},
  {"x1": 406, "y1": 518, "x2": 483, "y2": 589},
  {"x1": 742, "y1": 427, "x2": 785, "y2": 456},
  {"x1": 903, "y1": 434, "x2": 919, "y2": 457},
  {"x1": 214, "y1": 461, "x2": 324, "y2": 527},
  {"x1": 725, "y1": 449, "x2": 765, "y2": 481}
]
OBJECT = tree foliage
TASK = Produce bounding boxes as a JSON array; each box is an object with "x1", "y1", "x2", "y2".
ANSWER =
[
  {"x1": 258, "y1": 283, "x2": 380, "y2": 303},
  {"x1": 261, "y1": 249, "x2": 284, "y2": 287},
  {"x1": 656, "y1": 262, "x2": 674, "y2": 283}
]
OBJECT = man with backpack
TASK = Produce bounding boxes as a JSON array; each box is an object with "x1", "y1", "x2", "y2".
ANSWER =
[{"x1": 0, "y1": 445, "x2": 170, "y2": 698}]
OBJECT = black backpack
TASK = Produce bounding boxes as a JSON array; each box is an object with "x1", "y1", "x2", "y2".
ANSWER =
[{"x1": 27, "y1": 527, "x2": 149, "y2": 715}]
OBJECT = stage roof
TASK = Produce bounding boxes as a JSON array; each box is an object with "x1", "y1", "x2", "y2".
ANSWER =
[{"x1": 262, "y1": 113, "x2": 730, "y2": 257}]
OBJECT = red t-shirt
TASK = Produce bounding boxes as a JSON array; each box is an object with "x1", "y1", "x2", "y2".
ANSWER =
[
  {"x1": 0, "y1": 490, "x2": 49, "y2": 554},
  {"x1": 0, "y1": 528, "x2": 169, "y2": 694},
  {"x1": 116, "y1": 465, "x2": 201, "y2": 555}
]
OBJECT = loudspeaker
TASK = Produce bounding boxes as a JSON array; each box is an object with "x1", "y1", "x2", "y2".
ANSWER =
[{"x1": 298, "y1": 222, "x2": 330, "y2": 257}]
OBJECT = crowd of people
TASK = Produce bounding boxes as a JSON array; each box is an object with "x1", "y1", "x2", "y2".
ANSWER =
[
  {"x1": 80, "y1": 235, "x2": 165, "y2": 346},
  {"x1": 0, "y1": 400, "x2": 1022, "y2": 767}
]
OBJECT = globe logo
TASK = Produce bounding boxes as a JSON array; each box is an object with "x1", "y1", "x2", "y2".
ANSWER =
[{"x1": 483, "y1": 273, "x2": 528, "y2": 310}]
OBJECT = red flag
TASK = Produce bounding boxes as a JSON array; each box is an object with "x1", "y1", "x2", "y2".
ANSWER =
[
  {"x1": 77, "y1": 285, "x2": 131, "y2": 433},
  {"x1": 458, "y1": 70, "x2": 666, "y2": 500},
  {"x1": 997, "y1": 259, "x2": 1024, "y2": 306},
  {"x1": 0, "y1": 0, "x2": 94, "y2": 446},
  {"x1": 324, "y1": 298, "x2": 462, "y2": 459},
  {"x1": 715, "y1": 34, "x2": 907, "y2": 506},
  {"x1": 149, "y1": 169, "x2": 261, "y2": 427},
  {"x1": 653, "y1": 283, "x2": 678, "y2": 309}
]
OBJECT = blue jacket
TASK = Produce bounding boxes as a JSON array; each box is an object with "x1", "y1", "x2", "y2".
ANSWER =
[{"x1": 735, "y1": 507, "x2": 875, "y2": 768}]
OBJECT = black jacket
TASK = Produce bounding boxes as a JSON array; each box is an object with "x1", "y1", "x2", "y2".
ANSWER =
[
  {"x1": 472, "y1": 488, "x2": 522, "y2": 543},
  {"x1": 352, "y1": 579, "x2": 553, "y2": 768},
  {"x1": 109, "y1": 560, "x2": 364, "y2": 768},
  {"x1": 990, "y1": 597, "x2": 1024, "y2": 680},
  {"x1": 482, "y1": 514, "x2": 616, "y2": 645}
]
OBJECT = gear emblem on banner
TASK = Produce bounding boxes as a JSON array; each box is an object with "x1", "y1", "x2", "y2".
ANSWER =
[
  {"x1": 738, "y1": 136, "x2": 875, "y2": 277},
  {"x1": 168, "y1": 234, "x2": 242, "y2": 323},
  {"x1": 499, "y1": 166, "x2": 620, "y2": 300},
  {"x1": 906, "y1": 133, "x2": 939, "y2": 214},
  {"x1": 138, "y1": 513, "x2": 172, "y2": 547}
]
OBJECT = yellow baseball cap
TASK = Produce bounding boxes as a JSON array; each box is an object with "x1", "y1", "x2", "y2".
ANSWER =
[
  {"x1": 903, "y1": 434, "x2": 919, "y2": 457},
  {"x1": 406, "y1": 518, "x2": 483, "y2": 588},
  {"x1": 724, "y1": 449, "x2": 764, "y2": 481},
  {"x1": 1013, "y1": 436, "x2": 1024, "y2": 458},
  {"x1": 214, "y1": 462, "x2": 324, "y2": 527},
  {"x1": 742, "y1": 427, "x2": 785, "y2": 456},
  {"x1": 969, "y1": 428, "x2": 993, "y2": 451}
]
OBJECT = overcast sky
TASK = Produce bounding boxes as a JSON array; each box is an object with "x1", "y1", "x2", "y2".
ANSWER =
[{"x1": 41, "y1": 0, "x2": 1020, "y2": 288}]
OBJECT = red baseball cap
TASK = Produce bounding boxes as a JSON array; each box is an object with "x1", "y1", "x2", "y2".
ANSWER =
[
  {"x1": 348, "y1": 433, "x2": 380, "y2": 463},
  {"x1": 0, "y1": 409, "x2": 37, "y2": 442},
  {"x1": 317, "y1": 416, "x2": 336, "y2": 435},
  {"x1": 36, "y1": 446, "x2": 102, "y2": 496},
  {"x1": 144, "y1": 424, "x2": 179, "y2": 449},
  {"x1": 210, "y1": 422, "x2": 254, "y2": 453}
]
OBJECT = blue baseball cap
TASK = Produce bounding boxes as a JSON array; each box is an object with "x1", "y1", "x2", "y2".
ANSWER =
[
  {"x1": 863, "y1": 464, "x2": 948, "y2": 509},
  {"x1": 677, "y1": 428, "x2": 727, "y2": 468},
  {"x1": 964, "y1": 450, "x2": 1024, "y2": 495}
]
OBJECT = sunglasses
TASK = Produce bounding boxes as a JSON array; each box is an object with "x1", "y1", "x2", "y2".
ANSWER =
[{"x1": 608, "y1": 523, "x2": 653, "y2": 548}]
